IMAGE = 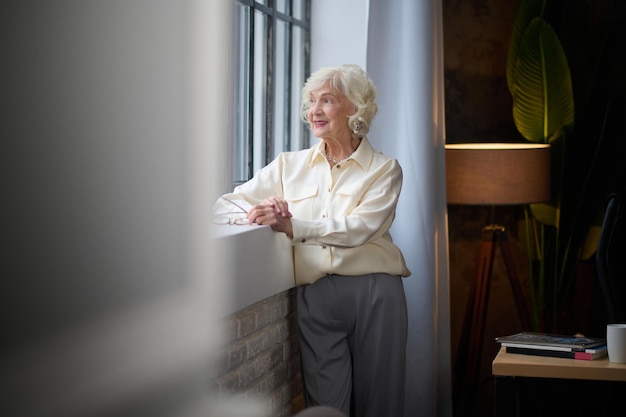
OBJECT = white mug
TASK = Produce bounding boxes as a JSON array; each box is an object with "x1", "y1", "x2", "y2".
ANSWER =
[{"x1": 607, "y1": 323, "x2": 626, "y2": 363}]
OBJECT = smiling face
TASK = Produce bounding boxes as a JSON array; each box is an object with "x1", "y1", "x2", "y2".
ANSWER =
[{"x1": 307, "y1": 83, "x2": 355, "y2": 141}]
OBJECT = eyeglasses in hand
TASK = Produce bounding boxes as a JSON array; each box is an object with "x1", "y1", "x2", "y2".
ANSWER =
[{"x1": 213, "y1": 196, "x2": 249, "y2": 225}]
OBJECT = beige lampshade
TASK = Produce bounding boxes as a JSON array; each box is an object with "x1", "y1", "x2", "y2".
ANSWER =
[{"x1": 445, "y1": 143, "x2": 551, "y2": 205}]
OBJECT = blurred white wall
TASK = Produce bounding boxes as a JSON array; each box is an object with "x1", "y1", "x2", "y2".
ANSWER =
[{"x1": 1, "y1": 1, "x2": 239, "y2": 416}]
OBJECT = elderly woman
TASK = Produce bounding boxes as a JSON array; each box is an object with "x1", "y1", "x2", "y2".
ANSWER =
[{"x1": 216, "y1": 64, "x2": 410, "y2": 417}]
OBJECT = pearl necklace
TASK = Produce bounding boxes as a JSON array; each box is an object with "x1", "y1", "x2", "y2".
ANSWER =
[
  {"x1": 325, "y1": 145, "x2": 355, "y2": 164},
  {"x1": 326, "y1": 153, "x2": 352, "y2": 164}
]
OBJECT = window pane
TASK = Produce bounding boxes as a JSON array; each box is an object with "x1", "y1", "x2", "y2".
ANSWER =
[
  {"x1": 232, "y1": 0, "x2": 309, "y2": 184},
  {"x1": 276, "y1": 0, "x2": 288, "y2": 15},
  {"x1": 293, "y1": 0, "x2": 307, "y2": 21},
  {"x1": 291, "y1": 25, "x2": 307, "y2": 150},
  {"x1": 234, "y1": 4, "x2": 251, "y2": 183},
  {"x1": 252, "y1": 10, "x2": 268, "y2": 175},
  {"x1": 273, "y1": 19, "x2": 289, "y2": 158}
]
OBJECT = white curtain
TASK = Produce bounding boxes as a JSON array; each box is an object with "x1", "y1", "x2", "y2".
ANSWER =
[{"x1": 366, "y1": 1, "x2": 452, "y2": 416}]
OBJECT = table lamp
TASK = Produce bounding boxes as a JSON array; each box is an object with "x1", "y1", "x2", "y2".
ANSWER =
[{"x1": 446, "y1": 143, "x2": 551, "y2": 414}]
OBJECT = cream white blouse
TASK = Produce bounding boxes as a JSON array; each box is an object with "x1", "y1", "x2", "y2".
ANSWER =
[{"x1": 217, "y1": 137, "x2": 411, "y2": 285}]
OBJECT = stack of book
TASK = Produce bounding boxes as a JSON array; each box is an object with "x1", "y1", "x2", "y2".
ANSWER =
[{"x1": 495, "y1": 332, "x2": 608, "y2": 360}]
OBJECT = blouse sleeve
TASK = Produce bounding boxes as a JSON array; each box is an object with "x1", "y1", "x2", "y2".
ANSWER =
[{"x1": 213, "y1": 157, "x2": 286, "y2": 213}]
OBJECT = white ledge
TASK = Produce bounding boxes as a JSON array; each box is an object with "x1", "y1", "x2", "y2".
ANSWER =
[{"x1": 211, "y1": 224, "x2": 295, "y2": 315}]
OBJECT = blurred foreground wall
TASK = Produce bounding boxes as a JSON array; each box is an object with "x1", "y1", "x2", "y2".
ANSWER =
[{"x1": 1, "y1": 1, "x2": 240, "y2": 416}]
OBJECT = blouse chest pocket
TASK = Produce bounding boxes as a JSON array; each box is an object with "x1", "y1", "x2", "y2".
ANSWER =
[
  {"x1": 333, "y1": 184, "x2": 364, "y2": 215},
  {"x1": 284, "y1": 184, "x2": 318, "y2": 218}
]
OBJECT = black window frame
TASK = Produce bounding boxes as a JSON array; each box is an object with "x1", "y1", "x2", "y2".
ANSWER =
[{"x1": 233, "y1": 0, "x2": 311, "y2": 185}]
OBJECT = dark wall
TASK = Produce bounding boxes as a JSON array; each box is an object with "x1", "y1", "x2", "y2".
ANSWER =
[{"x1": 443, "y1": 0, "x2": 520, "y2": 144}]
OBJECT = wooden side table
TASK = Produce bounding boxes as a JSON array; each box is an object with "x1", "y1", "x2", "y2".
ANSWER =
[{"x1": 492, "y1": 347, "x2": 626, "y2": 417}]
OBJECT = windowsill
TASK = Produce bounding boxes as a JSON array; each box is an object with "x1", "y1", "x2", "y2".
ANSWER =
[{"x1": 211, "y1": 224, "x2": 295, "y2": 315}]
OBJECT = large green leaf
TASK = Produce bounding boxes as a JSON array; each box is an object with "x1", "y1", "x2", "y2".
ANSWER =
[
  {"x1": 530, "y1": 202, "x2": 558, "y2": 227},
  {"x1": 506, "y1": 0, "x2": 546, "y2": 95},
  {"x1": 511, "y1": 18, "x2": 575, "y2": 143}
]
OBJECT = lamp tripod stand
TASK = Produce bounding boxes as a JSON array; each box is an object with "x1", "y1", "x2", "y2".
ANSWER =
[{"x1": 452, "y1": 222, "x2": 531, "y2": 415}]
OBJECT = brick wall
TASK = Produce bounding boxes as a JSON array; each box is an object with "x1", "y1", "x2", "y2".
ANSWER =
[{"x1": 215, "y1": 287, "x2": 305, "y2": 417}]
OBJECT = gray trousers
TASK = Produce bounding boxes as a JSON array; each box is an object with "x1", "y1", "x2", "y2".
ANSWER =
[{"x1": 297, "y1": 273, "x2": 407, "y2": 417}]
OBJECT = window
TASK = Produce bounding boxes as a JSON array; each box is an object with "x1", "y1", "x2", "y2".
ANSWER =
[{"x1": 233, "y1": 0, "x2": 311, "y2": 185}]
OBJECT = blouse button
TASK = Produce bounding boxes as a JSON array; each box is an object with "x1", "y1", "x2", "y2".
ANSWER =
[
  {"x1": 322, "y1": 245, "x2": 327, "y2": 249},
  {"x1": 301, "y1": 238, "x2": 306, "y2": 243},
  {"x1": 336, "y1": 164, "x2": 341, "y2": 169}
]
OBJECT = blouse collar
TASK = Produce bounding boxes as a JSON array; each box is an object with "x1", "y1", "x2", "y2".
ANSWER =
[{"x1": 311, "y1": 136, "x2": 373, "y2": 171}]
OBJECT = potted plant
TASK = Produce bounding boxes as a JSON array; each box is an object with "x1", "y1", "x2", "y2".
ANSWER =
[{"x1": 507, "y1": 0, "x2": 623, "y2": 332}]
